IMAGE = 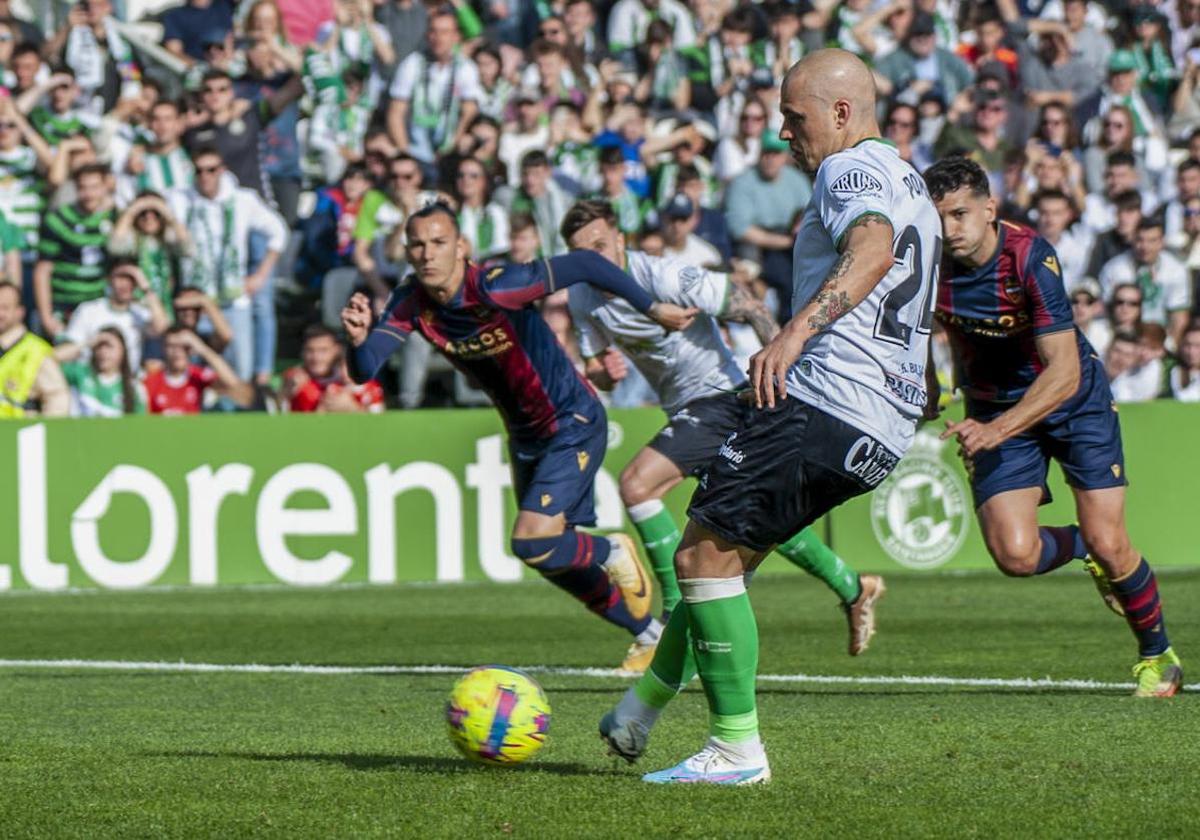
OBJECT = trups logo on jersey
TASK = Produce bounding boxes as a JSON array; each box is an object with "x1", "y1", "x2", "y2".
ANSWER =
[
  {"x1": 869, "y1": 431, "x2": 970, "y2": 570},
  {"x1": 829, "y1": 170, "x2": 884, "y2": 199}
]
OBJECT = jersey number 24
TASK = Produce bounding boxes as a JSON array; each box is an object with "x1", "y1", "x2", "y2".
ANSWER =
[{"x1": 874, "y1": 225, "x2": 941, "y2": 347}]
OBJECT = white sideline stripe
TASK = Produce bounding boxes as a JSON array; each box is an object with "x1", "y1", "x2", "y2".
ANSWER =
[{"x1": 0, "y1": 659, "x2": 1190, "y2": 693}]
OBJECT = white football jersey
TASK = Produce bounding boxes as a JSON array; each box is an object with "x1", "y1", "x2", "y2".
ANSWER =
[
  {"x1": 787, "y1": 139, "x2": 942, "y2": 456},
  {"x1": 568, "y1": 251, "x2": 746, "y2": 412}
]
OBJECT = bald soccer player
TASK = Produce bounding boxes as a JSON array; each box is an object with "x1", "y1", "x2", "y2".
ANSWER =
[{"x1": 599, "y1": 49, "x2": 943, "y2": 784}]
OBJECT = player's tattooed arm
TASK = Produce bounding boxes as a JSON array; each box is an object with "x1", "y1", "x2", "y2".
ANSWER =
[
  {"x1": 722, "y1": 282, "x2": 780, "y2": 344},
  {"x1": 748, "y1": 213, "x2": 894, "y2": 409},
  {"x1": 805, "y1": 214, "x2": 891, "y2": 332}
]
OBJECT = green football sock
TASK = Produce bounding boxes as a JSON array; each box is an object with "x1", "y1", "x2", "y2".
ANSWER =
[
  {"x1": 633, "y1": 602, "x2": 696, "y2": 709},
  {"x1": 775, "y1": 527, "x2": 861, "y2": 605},
  {"x1": 627, "y1": 500, "x2": 682, "y2": 612},
  {"x1": 681, "y1": 577, "x2": 759, "y2": 744}
]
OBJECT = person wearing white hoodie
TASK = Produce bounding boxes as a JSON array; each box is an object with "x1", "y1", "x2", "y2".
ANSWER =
[{"x1": 167, "y1": 147, "x2": 287, "y2": 384}]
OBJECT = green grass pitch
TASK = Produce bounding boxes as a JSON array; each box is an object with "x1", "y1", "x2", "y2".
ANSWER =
[{"x1": 0, "y1": 569, "x2": 1197, "y2": 838}]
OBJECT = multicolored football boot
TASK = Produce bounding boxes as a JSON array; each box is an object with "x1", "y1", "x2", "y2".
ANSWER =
[{"x1": 642, "y1": 740, "x2": 770, "y2": 785}]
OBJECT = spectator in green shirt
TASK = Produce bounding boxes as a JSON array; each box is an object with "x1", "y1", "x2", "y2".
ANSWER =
[
  {"x1": 63, "y1": 326, "x2": 146, "y2": 418},
  {"x1": 33, "y1": 162, "x2": 115, "y2": 338}
]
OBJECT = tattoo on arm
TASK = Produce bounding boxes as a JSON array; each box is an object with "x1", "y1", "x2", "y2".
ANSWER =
[
  {"x1": 806, "y1": 247, "x2": 856, "y2": 331},
  {"x1": 722, "y1": 283, "x2": 780, "y2": 344},
  {"x1": 805, "y1": 215, "x2": 891, "y2": 332}
]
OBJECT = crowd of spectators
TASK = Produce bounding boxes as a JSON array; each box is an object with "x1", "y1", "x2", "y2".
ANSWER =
[{"x1": 1, "y1": 0, "x2": 1199, "y2": 421}]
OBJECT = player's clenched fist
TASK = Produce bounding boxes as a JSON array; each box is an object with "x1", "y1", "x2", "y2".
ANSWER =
[{"x1": 341, "y1": 292, "x2": 373, "y2": 346}]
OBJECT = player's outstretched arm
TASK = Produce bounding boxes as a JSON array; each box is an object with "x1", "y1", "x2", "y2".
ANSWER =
[
  {"x1": 748, "y1": 215, "x2": 894, "y2": 408},
  {"x1": 942, "y1": 329, "x2": 1080, "y2": 457},
  {"x1": 542, "y1": 252, "x2": 698, "y2": 330},
  {"x1": 343, "y1": 292, "x2": 406, "y2": 384}
]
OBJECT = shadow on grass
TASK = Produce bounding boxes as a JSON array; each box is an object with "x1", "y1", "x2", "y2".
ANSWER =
[{"x1": 142, "y1": 750, "x2": 618, "y2": 777}]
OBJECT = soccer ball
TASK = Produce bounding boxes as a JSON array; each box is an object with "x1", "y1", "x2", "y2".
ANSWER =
[{"x1": 445, "y1": 666, "x2": 551, "y2": 766}]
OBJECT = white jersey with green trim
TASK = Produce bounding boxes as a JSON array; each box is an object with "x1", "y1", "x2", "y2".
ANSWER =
[
  {"x1": 567, "y1": 250, "x2": 746, "y2": 413},
  {"x1": 787, "y1": 138, "x2": 942, "y2": 456}
]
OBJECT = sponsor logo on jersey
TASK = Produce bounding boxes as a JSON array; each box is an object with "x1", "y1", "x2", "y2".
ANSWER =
[
  {"x1": 717, "y1": 432, "x2": 745, "y2": 466},
  {"x1": 937, "y1": 310, "x2": 1031, "y2": 337},
  {"x1": 487, "y1": 267, "x2": 504, "y2": 280},
  {"x1": 844, "y1": 436, "x2": 900, "y2": 487},
  {"x1": 829, "y1": 170, "x2": 884, "y2": 198},
  {"x1": 1042, "y1": 255, "x2": 1060, "y2": 276},
  {"x1": 440, "y1": 326, "x2": 513, "y2": 358},
  {"x1": 869, "y1": 431, "x2": 969, "y2": 570}
]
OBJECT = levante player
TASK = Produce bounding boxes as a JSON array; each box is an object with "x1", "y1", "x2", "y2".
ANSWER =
[
  {"x1": 341, "y1": 203, "x2": 698, "y2": 671},
  {"x1": 560, "y1": 199, "x2": 886, "y2": 655},
  {"x1": 924, "y1": 156, "x2": 1183, "y2": 697}
]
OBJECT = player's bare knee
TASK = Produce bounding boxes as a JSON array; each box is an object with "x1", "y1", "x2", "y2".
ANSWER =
[
  {"x1": 1080, "y1": 525, "x2": 1131, "y2": 568},
  {"x1": 987, "y1": 533, "x2": 1039, "y2": 577},
  {"x1": 619, "y1": 465, "x2": 653, "y2": 507}
]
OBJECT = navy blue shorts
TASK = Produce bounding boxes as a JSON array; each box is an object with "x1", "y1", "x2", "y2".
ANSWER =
[
  {"x1": 509, "y1": 405, "x2": 608, "y2": 527},
  {"x1": 967, "y1": 356, "x2": 1127, "y2": 508}
]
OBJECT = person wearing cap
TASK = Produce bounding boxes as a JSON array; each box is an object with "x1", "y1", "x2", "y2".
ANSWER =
[
  {"x1": 1078, "y1": 50, "x2": 1160, "y2": 145},
  {"x1": 724, "y1": 129, "x2": 811, "y2": 319},
  {"x1": 676, "y1": 163, "x2": 732, "y2": 261},
  {"x1": 874, "y1": 11, "x2": 974, "y2": 106},
  {"x1": 1068, "y1": 278, "x2": 1113, "y2": 358},
  {"x1": 659, "y1": 193, "x2": 720, "y2": 268}
]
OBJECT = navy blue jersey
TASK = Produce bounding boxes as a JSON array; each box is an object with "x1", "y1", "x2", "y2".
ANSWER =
[
  {"x1": 936, "y1": 221, "x2": 1093, "y2": 404},
  {"x1": 350, "y1": 251, "x2": 656, "y2": 440}
]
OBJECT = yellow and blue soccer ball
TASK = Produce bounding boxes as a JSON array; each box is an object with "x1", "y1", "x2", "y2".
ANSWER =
[{"x1": 445, "y1": 666, "x2": 551, "y2": 765}]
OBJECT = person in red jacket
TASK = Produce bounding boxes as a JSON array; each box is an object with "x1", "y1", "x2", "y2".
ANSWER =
[
  {"x1": 281, "y1": 323, "x2": 384, "y2": 413},
  {"x1": 143, "y1": 326, "x2": 255, "y2": 414}
]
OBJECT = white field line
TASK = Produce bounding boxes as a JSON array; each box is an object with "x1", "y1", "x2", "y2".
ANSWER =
[{"x1": 0, "y1": 658, "x2": 1190, "y2": 693}]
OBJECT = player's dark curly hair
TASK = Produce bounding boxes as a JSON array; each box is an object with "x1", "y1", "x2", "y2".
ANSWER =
[
  {"x1": 560, "y1": 199, "x2": 618, "y2": 245},
  {"x1": 923, "y1": 155, "x2": 991, "y2": 202}
]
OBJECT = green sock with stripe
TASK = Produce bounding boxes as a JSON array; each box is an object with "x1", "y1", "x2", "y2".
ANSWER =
[
  {"x1": 681, "y1": 576, "x2": 759, "y2": 743},
  {"x1": 627, "y1": 500, "x2": 682, "y2": 612},
  {"x1": 775, "y1": 527, "x2": 861, "y2": 605}
]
